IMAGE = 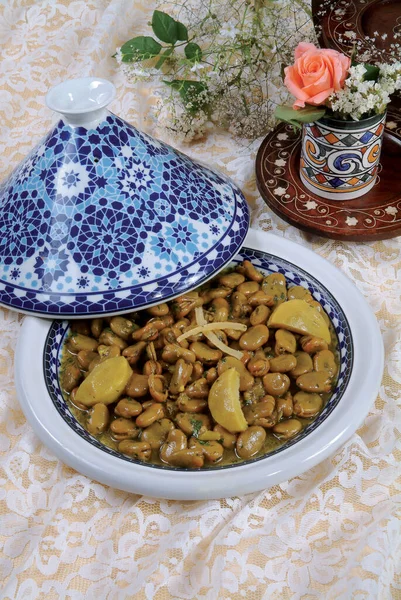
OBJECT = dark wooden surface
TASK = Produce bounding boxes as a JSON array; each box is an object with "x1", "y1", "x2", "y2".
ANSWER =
[
  {"x1": 312, "y1": 0, "x2": 401, "y2": 111},
  {"x1": 255, "y1": 108, "x2": 401, "y2": 241}
]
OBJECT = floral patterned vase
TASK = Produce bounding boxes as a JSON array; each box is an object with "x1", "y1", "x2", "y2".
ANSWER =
[{"x1": 300, "y1": 112, "x2": 386, "y2": 201}]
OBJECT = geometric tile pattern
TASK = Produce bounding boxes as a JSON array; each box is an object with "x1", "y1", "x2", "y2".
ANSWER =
[
  {"x1": 43, "y1": 247, "x2": 354, "y2": 470},
  {"x1": 301, "y1": 113, "x2": 386, "y2": 198},
  {"x1": 0, "y1": 114, "x2": 249, "y2": 316}
]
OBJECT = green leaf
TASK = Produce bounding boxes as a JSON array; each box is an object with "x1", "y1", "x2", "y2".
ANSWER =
[
  {"x1": 176, "y1": 21, "x2": 188, "y2": 41},
  {"x1": 152, "y1": 10, "x2": 178, "y2": 44},
  {"x1": 154, "y1": 47, "x2": 174, "y2": 70},
  {"x1": 165, "y1": 79, "x2": 208, "y2": 114},
  {"x1": 120, "y1": 36, "x2": 162, "y2": 62},
  {"x1": 363, "y1": 63, "x2": 380, "y2": 82},
  {"x1": 185, "y1": 42, "x2": 202, "y2": 61},
  {"x1": 275, "y1": 105, "x2": 326, "y2": 125}
]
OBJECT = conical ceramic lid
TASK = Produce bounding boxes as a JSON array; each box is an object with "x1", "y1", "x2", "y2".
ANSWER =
[{"x1": 0, "y1": 78, "x2": 249, "y2": 318}]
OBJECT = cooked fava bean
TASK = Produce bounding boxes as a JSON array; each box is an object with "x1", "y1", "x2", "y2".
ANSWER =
[
  {"x1": 169, "y1": 359, "x2": 193, "y2": 395},
  {"x1": 160, "y1": 429, "x2": 187, "y2": 462},
  {"x1": 262, "y1": 373, "x2": 291, "y2": 396},
  {"x1": 118, "y1": 440, "x2": 151, "y2": 461},
  {"x1": 248, "y1": 290, "x2": 274, "y2": 307},
  {"x1": 110, "y1": 316, "x2": 136, "y2": 340},
  {"x1": 287, "y1": 285, "x2": 313, "y2": 303},
  {"x1": 198, "y1": 430, "x2": 222, "y2": 441},
  {"x1": 247, "y1": 355, "x2": 270, "y2": 377},
  {"x1": 296, "y1": 371, "x2": 332, "y2": 393},
  {"x1": 71, "y1": 320, "x2": 91, "y2": 336},
  {"x1": 313, "y1": 350, "x2": 338, "y2": 378},
  {"x1": 141, "y1": 419, "x2": 175, "y2": 449},
  {"x1": 269, "y1": 354, "x2": 297, "y2": 373},
  {"x1": 62, "y1": 256, "x2": 339, "y2": 469},
  {"x1": 88, "y1": 356, "x2": 102, "y2": 372},
  {"x1": 273, "y1": 418, "x2": 302, "y2": 439},
  {"x1": 70, "y1": 387, "x2": 88, "y2": 410},
  {"x1": 175, "y1": 412, "x2": 211, "y2": 437},
  {"x1": 293, "y1": 392, "x2": 323, "y2": 418},
  {"x1": 236, "y1": 426, "x2": 266, "y2": 458},
  {"x1": 122, "y1": 341, "x2": 147, "y2": 365},
  {"x1": 300, "y1": 335, "x2": 328, "y2": 354},
  {"x1": 189, "y1": 438, "x2": 224, "y2": 463},
  {"x1": 189, "y1": 361, "x2": 204, "y2": 382},
  {"x1": 172, "y1": 292, "x2": 203, "y2": 319},
  {"x1": 99, "y1": 329, "x2": 127, "y2": 350},
  {"x1": 177, "y1": 393, "x2": 208, "y2": 413},
  {"x1": 189, "y1": 342, "x2": 222, "y2": 365},
  {"x1": 217, "y1": 356, "x2": 254, "y2": 392},
  {"x1": 239, "y1": 324, "x2": 269, "y2": 351},
  {"x1": 241, "y1": 260, "x2": 263, "y2": 282},
  {"x1": 147, "y1": 303, "x2": 169, "y2": 317},
  {"x1": 98, "y1": 344, "x2": 121, "y2": 361},
  {"x1": 213, "y1": 425, "x2": 237, "y2": 449},
  {"x1": 110, "y1": 418, "x2": 139, "y2": 440},
  {"x1": 69, "y1": 333, "x2": 98, "y2": 353},
  {"x1": 219, "y1": 272, "x2": 245, "y2": 288},
  {"x1": 77, "y1": 350, "x2": 100, "y2": 370},
  {"x1": 262, "y1": 273, "x2": 287, "y2": 306},
  {"x1": 211, "y1": 297, "x2": 230, "y2": 322},
  {"x1": 276, "y1": 392, "x2": 293, "y2": 418},
  {"x1": 250, "y1": 305, "x2": 270, "y2": 326},
  {"x1": 91, "y1": 318, "x2": 103, "y2": 338},
  {"x1": 125, "y1": 373, "x2": 149, "y2": 398},
  {"x1": 237, "y1": 281, "x2": 260, "y2": 297},
  {"x1": 243, "y1": 396, "x2": 275, "y2": 426},
  {"x1": 290, "y1": 351, "x2": 313, "y2": 378},
  {"x1": 225, "y1": 327, "x2": 245, "y2": 340},
  {"x1": 162, "y1": 344, "x2": 196, "y2": 364},
  {"x1": 231, "y1": 291, "x2": 250, "y2": 319},
  {"x1": 62, "y1": 363, "x2": 82, "y2": 393},
  {"x1": 185, "y1": 378, "x2": 209, "y2": 399},
  {"x1": 131, "y1": 323, "x2": 159, "y2": 343},
  {"x1": 206, "y1": 330, "x2": 228, "y2": 349},
  {"x1": 115, "y1": 398, "x2": 143, "y2": 418},
  {"x1": 136, "y1": 403, "x2": 165, "y2": 428},
  {"x1": 149, "y1": 375, "x2": 168, "y2": 402},
  {"x1": 164, "y1": 448, "x2": 204, "y2": 468},
  {"x1": 275, "y1": 329, "x2": 297, "y2": 354},
  {"x1": 205, "y1": 367, "x2": 218, "y2": 384},
  {"x1": 143, "y1": 360, "x2": 163, "y2": 376},
  {"x1": 201, "y1": 287, "x2": 231, "y2": 303},
  {"x1": 87, "y1": 404, "x2": 110, "y2": 435}
]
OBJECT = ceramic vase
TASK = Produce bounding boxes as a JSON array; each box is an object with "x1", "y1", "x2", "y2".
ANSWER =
[{"x1": 300, "y1": 112, "x2": 386, "y2": 201}]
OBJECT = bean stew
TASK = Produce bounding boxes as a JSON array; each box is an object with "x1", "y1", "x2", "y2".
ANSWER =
[{"x1": 60, "y1": 260, "x2": 339, "y2": 469}]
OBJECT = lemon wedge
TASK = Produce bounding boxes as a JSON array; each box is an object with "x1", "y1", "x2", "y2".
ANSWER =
[
  {"x1": 208, "y1": 368, "x2": 248, "y2": 433},
  {"x1": 268, "y1": 299, "x2": 331, "y2": 344},
  {"x1": 75, "y1": 356, "x2": 132, "y2": 407}
]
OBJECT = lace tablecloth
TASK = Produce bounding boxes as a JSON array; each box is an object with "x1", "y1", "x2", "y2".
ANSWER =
[{"x1": 1, "y1": 2, "x2": 400, "y2": 598}]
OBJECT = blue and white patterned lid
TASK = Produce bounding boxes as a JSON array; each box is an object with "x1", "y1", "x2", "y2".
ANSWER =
[{"x1": 0, "y1": 78, "x2": 249, "y2": 317}]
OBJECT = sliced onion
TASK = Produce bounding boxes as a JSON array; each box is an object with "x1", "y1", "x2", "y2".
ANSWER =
[
  {"x1": 176, "y1": 321, "x2": 246, "y2": 343},
  {"x1": 175, "y1": 305, "x2": 245, "y2": 360}
]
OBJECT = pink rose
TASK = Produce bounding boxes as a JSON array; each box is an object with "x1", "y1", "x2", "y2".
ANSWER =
[{"x1": 284, "y1": 42, "x2": 350, "y2": 109}]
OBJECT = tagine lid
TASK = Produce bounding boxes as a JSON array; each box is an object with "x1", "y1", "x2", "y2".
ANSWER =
[{"x1": 0, "y1": 78, "x2": 249, "y2": 318}]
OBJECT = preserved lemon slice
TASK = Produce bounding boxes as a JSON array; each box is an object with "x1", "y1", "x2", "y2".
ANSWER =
[
  {"x1": 75, "y1": 356, "x2": 132, "y2": 407},
  {"x1": 268, "y1": 299, "x2": 331, "y2": 344},
  {"x1": 208, "y1": 368, "x2": 248, "y2": 433}
]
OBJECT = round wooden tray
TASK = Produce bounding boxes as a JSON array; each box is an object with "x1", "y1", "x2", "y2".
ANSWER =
[
  {"x1": 255, "y1": 108, "x2": 401, "y2": 241},
  {"x1": 312, "y1": 0, "x2": 401, "y2": 62}
]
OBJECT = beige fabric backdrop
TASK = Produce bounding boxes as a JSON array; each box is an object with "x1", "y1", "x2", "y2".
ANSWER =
[{"x1": 0, "y1": 2, "x2": 401, "y2": 599}]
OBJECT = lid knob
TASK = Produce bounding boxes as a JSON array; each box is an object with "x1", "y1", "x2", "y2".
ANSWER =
[{"x1": 46, "y1": 77, "x2": 116, "y2": 127}]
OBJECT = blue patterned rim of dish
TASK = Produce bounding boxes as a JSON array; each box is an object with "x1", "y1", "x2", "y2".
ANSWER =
[
  {"x1": 0, "y1": 114, "x2": 249, "y2": 317},
  {"x1": 43, "y1": 247, "x2": 354, "y2": 471}
]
